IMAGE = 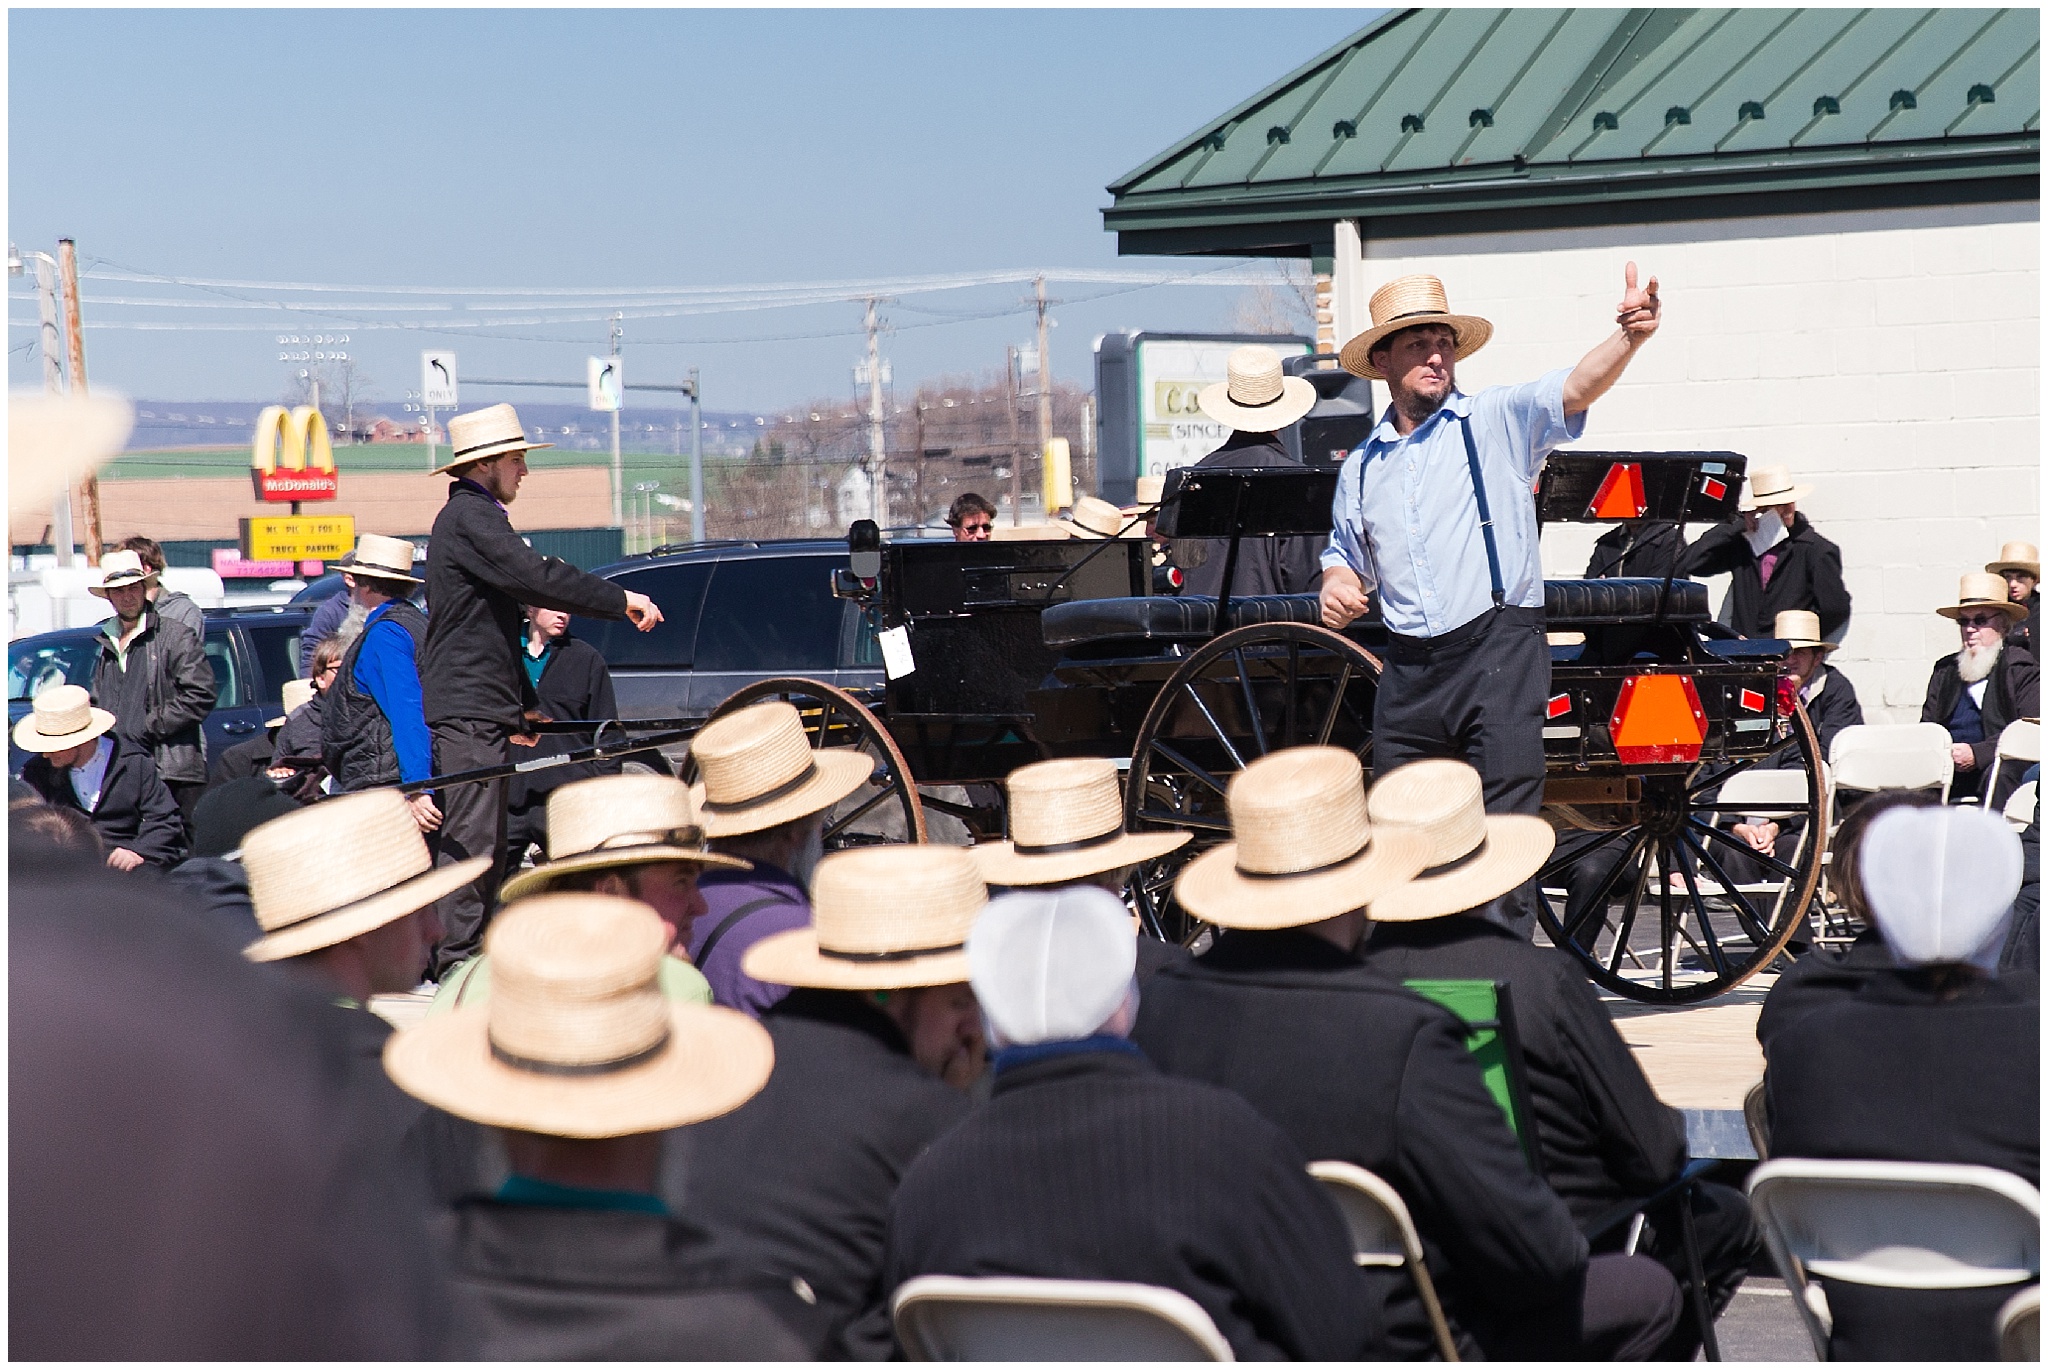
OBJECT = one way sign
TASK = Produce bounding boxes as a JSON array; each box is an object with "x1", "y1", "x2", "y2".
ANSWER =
[
  {"x1": 421, "y1": 351, "x2": 458, "y2": 406},
  {"x1": 588, "y1": 356, "x2": 623, "y2": 412}
]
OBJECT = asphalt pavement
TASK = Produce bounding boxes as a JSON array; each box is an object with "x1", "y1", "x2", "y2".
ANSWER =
[{"x1": 1710, "y1": 1275, "x2": 1817, "y2": 1361}]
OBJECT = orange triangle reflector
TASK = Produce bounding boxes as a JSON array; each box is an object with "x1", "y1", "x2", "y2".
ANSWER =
[
  {"x1": 1587, "y1": 462, "x2": 1647, "y2": 519},
  {"x1": 1609, "y1": 674, "x2": 1707, "y2": 764}
]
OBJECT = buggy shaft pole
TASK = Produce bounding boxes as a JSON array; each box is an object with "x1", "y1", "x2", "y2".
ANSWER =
[{"x1": 397, "y1": 728, "x2": 697, "y2": 795}]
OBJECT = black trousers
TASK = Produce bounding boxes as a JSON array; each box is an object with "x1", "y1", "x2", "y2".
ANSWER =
[
  {"x1": 1375, "y1": 605, "x2": 1549, "y2": 937},
  {"x1": 495, "y1": 799, "x2": 550, "y2": 895},
  {"x1": 1465, "y1": 1251, "x2": 1683, "y2": 1360},
  {"x1": 1630, "y1": 1179, "x2": 1763, "y2": 1359},
  {"x1": 429, "y1": 719, "x2": 509, "y2": 981}
]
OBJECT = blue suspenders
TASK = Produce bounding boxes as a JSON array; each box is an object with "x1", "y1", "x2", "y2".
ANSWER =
[{"x1": 1457, "y1": 413, "x2": 1508, "y2": 610}]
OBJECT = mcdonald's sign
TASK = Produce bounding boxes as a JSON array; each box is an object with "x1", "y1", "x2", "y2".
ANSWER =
[{"x1": 250, "y1": 405, "x2": 339, "y2": 502}]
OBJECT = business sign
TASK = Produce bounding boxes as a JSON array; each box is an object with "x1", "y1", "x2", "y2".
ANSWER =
[
  {"x1": 250, "y1": 404, "x2": 338, "y2": 502},
  {"x1": 422, "y1": 350, "x2": 458, "y2": 406},
  {"x1": 240, "y1": 514, "x2": 356, "y2": 562},
  {"x1": 1134, "y1": 337, "x2": 1313, "y2": 481},
  {"x1": 212, "y1": 548, "x2": 324, "y2": 579},
  {"x1": 588, "y1": 356, "x2": 622, "y2": 412}
]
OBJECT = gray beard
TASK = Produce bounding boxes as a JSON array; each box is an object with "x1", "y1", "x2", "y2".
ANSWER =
[
  {"x1": 1958, "y1": 638, "x2": 2003, "y2": 683},
  {"x1": 331, "y1": 601, "x2": 370, "y2": 653}
]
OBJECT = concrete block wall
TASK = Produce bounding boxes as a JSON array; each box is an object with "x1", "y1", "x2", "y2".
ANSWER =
[{"x1": 1360, "y1": 200, "x2": 2039, "y2": 722}]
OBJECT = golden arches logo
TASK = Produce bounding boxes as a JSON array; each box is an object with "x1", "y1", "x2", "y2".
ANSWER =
[{"x1": 250, "y1": 405, "x2": 339, "y2": 501}]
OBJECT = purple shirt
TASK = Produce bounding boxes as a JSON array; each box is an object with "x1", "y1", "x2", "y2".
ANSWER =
[{"x1": 687, "y1": 863, "x2": 811, "y2": 1019}]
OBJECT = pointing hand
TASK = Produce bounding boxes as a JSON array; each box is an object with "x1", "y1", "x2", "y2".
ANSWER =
[{"x1": 1617, "y1": 261, "x2": 1661, "y2": 340}]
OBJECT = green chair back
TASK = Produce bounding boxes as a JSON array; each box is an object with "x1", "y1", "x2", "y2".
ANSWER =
[{"x1": 1404, "y1": 978, "x2": 1543, "y2": 1175}]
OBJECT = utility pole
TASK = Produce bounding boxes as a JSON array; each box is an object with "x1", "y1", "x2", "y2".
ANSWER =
[
  {"x1": 1034, "y1": 273, "x2": 1052, "y2": 469},
  {"x1": 863, "y1": 298, "x2": 889, "y2": 527},
  {"x1": 57, "y1": 239, "x2": 103, "y2": 565},
  {"x1": 12, "y1": 243, "x2": 75, "y2": 565},
  {"x1": 686, "y1": 366, "x2": 705, "y2": 543},
  {"x1": 1005, "y1": 345, "x2": 1022, "y2": 527},
  {"x1": 609, "y1": 313, "x2": 624, "y2": 529}
]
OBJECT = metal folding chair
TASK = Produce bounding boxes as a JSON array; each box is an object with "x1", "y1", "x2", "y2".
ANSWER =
[
  {"x1": 1998, "y1": 1283, "x2": 2040, "y2": 1361},
  {"x1": 1309, "y1": 1161, "x2": 1459, "y2": 1361},
  {"x1": 1985, "y1": 719, "x2": 2042, "y2": 810},
  {"x1": 892, "y1": 1275, "x2": 1236, "y2": 1361}
]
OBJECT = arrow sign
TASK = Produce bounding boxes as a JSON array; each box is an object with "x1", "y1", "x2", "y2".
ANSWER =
[
  {"x1": 421, "y1": 351, "x2": 458, "y2": 406},
  {"x1": 588, "y1": 356, "x2": 623, "y2": 412}
]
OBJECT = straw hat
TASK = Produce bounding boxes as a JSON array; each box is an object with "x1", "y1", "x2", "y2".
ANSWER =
[
  {"x1": 1737, "y1": 464, "x2": 1815, "y2": 511},
  {"x1": 242, "y1": 790, "x2": 490, "y2": 963},
  {"x1": 349, "y1": 533, "x2": 421, "y2": 585},
  {"x1": 383, "y1": 893, "x2": 773, "y2": 1137},
  {"x1": 1771, "y1": 610, "x2": 1838, "y2": 652},
  {"x1": 1937, "y1": 571, "x2": 2030, "y2": 624},
  {"x1": 435, "y1": 402, "x2": 553, "y2": 476},
  {"x1": 1986, "y1": 541, "x2": 2040, "y2": 579},
  {"x1": 12, "y1": 684, "x2": 116, "y2": 754},
  {"x1": 689, "y1": 700, "x2": 874, "y2": 838},
  {"x1": 1068, "y1": 496, "x2": 1143, "y2": 540},
  {"x1": 973, "y1": 758, "x2": 1188, "y2": 887},
  {"x1": 498, "y1": 773, "x2": 750, "y2": 903},
  {"x1": 743, "y1": 844, "x2": 984, "y2": 991},
  {"x1": 1133, "y1": 474, "x2": 1166, "y2": 506},
  {"x1": 1338, "y1": 275, "x2": 1494, "y2": 381},
  {"x1": 87, "y1": 549, "x2": 158, "y2": 598},
  {"x1": 265, "y1": 677, "x2": 318, "y2": 729},
  {"x1": 1175, "y1": 747, "x2": 1433, "y2": 929},
  {"x1": 1196, "y1": 346, "x2": 1317, "y2": 432},
  {"x1": 988, "y1": 521, "x2": 1073, "y2": 542},
  {"x1": 9, "y1": 391, "x2": 133, "y2": 511},
  {"x1": 1364, "y1": 760, "x2": 1556, "y2": 923}
]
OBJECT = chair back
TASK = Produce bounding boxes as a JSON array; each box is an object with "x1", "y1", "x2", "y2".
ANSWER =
[
  {"x1": 1308, "y1": 1162, "x2": 1459, "y2": 1360},
  {"x1": 892, "y1": 1275, "x2": 1235, "y2": 1361},
  {"x1": 1403, "y1": 979, "x2": 1542, "y2": 1173},
  {"x1": 1742, "y1": 1080, "x2": 1770, "y2": 1162},
  {"x1": 1986, "y1": 720, "x2": 2043, "y2": 806},
  {"x1": 1828, "y1": 723, "x2": 1956, "y2": 800},
  {"x1": 1716, "y1": 767, "x2": 1811, "y2": 815},
  {"x1": 2004, "y1": 780, "x2": 2037, "y2": 833},
  {"x1": 1999, "y1": 1284, "x2": 2040, "y2": 1361}
]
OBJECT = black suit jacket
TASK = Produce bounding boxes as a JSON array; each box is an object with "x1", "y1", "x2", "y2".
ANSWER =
[
  {"x1": 1132, "y1": 929, "x2": 1588, "y2": 1356},
  {"x1": 1799, "y1": 662, "x2": 1864, "y2": 761},
  {"x1": 884, "y1": 1045, "x2": 1377, "y2": 1360},
  {"x1": 21, "y1": 734, "x2": 187, "y2": 867},
  {"x1": 1359, "y1": 917, "x2": 1689, "y2": 1224},
  {"x1": 507, "y1": 633, "x2": 624, "y2": 811},
  {"x1": 1683, "y1": 513, "x2": 1852, "y2": 644},
  {"x1": 1921, "y1": 642, "x2": 2039, "y2": 802},
  {"x1": 1586, "y1": 521, "x2": 1685, "y2": 579},
  {"x1": 1171, "y1": 431, "x2": 1325, "y2": 599}
]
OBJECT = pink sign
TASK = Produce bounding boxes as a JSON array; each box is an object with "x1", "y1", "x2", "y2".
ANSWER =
[{"x1": 212, "y1": 548, "x2": 297, "y2": 579}]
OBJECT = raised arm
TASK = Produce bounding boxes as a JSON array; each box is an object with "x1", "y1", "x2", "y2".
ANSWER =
[{"x1": 1562, "y1": 262, "x2": 1661, "y2": 417}]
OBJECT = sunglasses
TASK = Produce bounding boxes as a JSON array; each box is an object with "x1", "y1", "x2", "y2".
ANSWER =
[{"x1": 1957, "y1": 613, "x2": 2005, "y2": 629}]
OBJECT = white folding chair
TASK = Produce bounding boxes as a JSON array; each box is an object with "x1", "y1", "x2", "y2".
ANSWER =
[
  {"x1": 1309, "y1": 1161, "x2": 1459, "y2": 1361},
  {"x1": 1999, "y1": 1284, "x2": 2040, "y2": 1360},
  {"x1": 892, "y1": 1275, "x2": 1235, "y2": 1361},
  {"x1": 2004, "y1": 780, "x2": 2038, "y2": 833},
  {"x1": 1986, "y1": 719, "x2": 2042, "y2": 809},
  {"x1": 1827, "y1": 723, "x2": 1956, "y2": 808},
  {"x1": 1745, "y1": 1159, "x2": 2042, "y2": 1360}
]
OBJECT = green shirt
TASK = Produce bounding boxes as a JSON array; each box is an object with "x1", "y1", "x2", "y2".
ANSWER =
[{"x1": 430, "y1": 952, "x2": 713, "y2": 1016}]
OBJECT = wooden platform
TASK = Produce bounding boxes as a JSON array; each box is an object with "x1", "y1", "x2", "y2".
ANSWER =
[{"x1": 1608, "y1": 977, "x2": 1771, "y2": 1159}]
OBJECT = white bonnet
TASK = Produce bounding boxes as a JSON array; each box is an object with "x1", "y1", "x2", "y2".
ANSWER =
[
  {"x1": 966, "y1": 886, "x2": 1136, "y2": 1046},
  {"x1": 1861, "y1": 804, "x2": 2022, "y2": 972}
]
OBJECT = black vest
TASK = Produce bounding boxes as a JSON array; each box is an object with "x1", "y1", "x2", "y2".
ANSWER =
[{"x1": 323, "y1": 601, "x2": 428, "y2": 792}]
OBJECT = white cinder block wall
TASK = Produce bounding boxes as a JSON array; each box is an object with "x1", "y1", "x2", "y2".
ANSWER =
[{"x1": 1359, "y1": 199, "x2": 2039, "y2": 722}]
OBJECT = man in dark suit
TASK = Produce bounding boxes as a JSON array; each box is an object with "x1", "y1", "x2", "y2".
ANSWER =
[
  {"x1": 1988, "y1": 541, "x2": 2039, "y2": 656},
  {"x1": 1921, "y1": 572, "x2": 2039, "y2": 807},
  {"x1": 1682, "y1": 464, "x2": 1852, "y2": 644},
  {"x1": 498, "y1": 603, "x2": 625, "y2": 887},
  {"x1": 1585, "y1": 519, "x2": 1684, "y2": 579},
  {"x1": 16, "y1": 685, "x2": 186, "y2": 869}
]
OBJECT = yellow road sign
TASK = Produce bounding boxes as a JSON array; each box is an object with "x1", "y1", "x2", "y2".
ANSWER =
[{"x1": 240, "y1": 514, "x2": 356, "y2": 561}]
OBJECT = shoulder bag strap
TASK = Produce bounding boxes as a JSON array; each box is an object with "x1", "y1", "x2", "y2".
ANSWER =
[
  {"x1": 695, "y1": 892, "x2": 798, "y2": 969},
  {"x1": 1456, "y1": 412, "x2": 1507, "y2": 609}
]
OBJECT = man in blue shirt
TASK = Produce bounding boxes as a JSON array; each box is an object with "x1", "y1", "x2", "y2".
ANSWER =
[
  {"x1": 1320, "y1": 267, "x2": 1662, "y2": 933},
  {"x1": 322, "y1": 535, "x2": 439, "y2": 834}
]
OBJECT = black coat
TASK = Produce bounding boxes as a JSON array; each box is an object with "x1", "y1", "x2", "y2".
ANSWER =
[
  {"x1": 2011, "y1": 589, "x2": 2040, "y2": 658},
  {"x1": 21, "y1": 734, "x2": 188, "y2": 867},
  {"x1": 1921, "y1": 641, "x2": 2039, "y2": 802},
  {"x1": 1797, "y1": 662, "x2": 1863, "y2": 761},
  {"x1": 1585, "y1": 521, "x2": 1685, "y2": 579},
  {"x1": 1132, "y1": 929, "x2": 1589, "y2": 1356},
  {"x1": 672, "y1": 988, "x2": 970, "y2": 1359},
  {"x1": 884, "y1": 1045, "x2": 1378, "y2": 1361},
  {"x1": 1171, "y1": 431, "x2": 1325, "y2": 600},
  {"x1": 436, "y1": 1200, "x2": 827, "y2": 1360},
  {"x1": 1359, "y1": 917, "x2": 1689, "y2": 1225},
  {"x1": 1754, "y1": 930, "x2": 1894, "y2": 1054},
  {"x1": 1683, "y1": 513, "x2": 1852, "y2": 644},
  {"x1": 423, "y1": 480, "x2": 629, "y2": 729},
  {"x1": 91, "y1": 609, "x2": 217, "y2": 785},
  {"x1": 508, "y1": 633, "x2": 623, "y2": 811},
  {"x1": 210, "y1": 731, "x2": 275, "y2": 784}
]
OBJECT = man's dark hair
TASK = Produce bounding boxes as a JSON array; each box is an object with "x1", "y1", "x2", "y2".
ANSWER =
[
  {"x1": 116, "y1": 536, "x2": 167, "y2": 573},
  {"x1": 309, "y1": 636, "x2": 346, "y2": 675},
  {"x1": 1367, "y1": 321, "x2": 1460, "y2": 373},
  {"x1": 543, "y1": 864, "x2": 652, "y2": 897},
  {"x1": 9, "y1": 801, "x2": 105, "y2": 860},
  {"x1": 946, "y1": 492, "x2": 996, "y2": 527}
]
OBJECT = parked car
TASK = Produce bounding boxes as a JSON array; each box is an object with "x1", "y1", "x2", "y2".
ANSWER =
[
  {"x1": 577, "y1": 539, "x2": 883, "y2": 722},
  {"x1": 289, "y1": 559, "x2": 427, "y2": 607},
  {"x1": 9, "y1": 607, "x2": 313, "y2": 777}
]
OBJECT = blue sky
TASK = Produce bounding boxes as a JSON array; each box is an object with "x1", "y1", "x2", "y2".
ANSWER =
[{"x1": 9, "y1": 8, "x2": 1370, "y2": 415}]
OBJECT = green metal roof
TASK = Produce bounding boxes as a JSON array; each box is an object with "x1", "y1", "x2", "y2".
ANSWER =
[{"x1": 1105, "y1": 8, "x2": 2040, "y2": 257}]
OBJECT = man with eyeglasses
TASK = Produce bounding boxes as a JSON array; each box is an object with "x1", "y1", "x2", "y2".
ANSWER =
[
  {"x1": 945, "y1": 492, "x2": 995, "y2": 542},
  {"x1": 1921, "y1": 572, "x2": 2039, "y2": 808}
]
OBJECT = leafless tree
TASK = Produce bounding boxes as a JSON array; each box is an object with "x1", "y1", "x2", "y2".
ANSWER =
[{"x1": 1227, "y1": 261, "x2": 1319, "y2": 337}]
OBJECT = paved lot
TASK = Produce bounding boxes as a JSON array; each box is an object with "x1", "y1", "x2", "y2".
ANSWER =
[{"x1": 1712, "y1": 1275, "x2": 1817, "y2": 1361}]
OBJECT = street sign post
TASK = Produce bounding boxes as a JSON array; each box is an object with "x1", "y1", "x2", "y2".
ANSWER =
[
  {"x1": 588, "y1": 356, "x2": 622, "y2": 412},
  {"x1": 422, "y1": 351, "x2": 458, "y2": 406},
  {"x1": 240, "y1": 514, "x2": 356, "y2": 562}
]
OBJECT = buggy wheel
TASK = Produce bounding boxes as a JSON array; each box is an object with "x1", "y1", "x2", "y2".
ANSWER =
[
  {"x1": 688, "y1": 678, "x2": 927, "y2": 847},
  {"x1": 1124, "y1": 623, "x2": 1382, "y2": 946},
  {"x1": 1535, "y1": 702, "x2": 1827, "y2": 1004}
]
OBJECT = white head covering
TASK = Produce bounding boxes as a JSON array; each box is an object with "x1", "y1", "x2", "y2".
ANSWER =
[
  {"x1": 1860, "y1": 805, "x2": 2021, "y2": 973},
  {"x1": 967, "y1": 886, "x2": 1136, "y2": 1047}
]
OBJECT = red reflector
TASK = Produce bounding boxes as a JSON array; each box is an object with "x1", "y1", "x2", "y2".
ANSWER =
[
  {"x1": 1546, "y1": 693, "x2": 1572, "y2": 719},
  {"x1": 1609, "y1": 674, "x2": 1707, "y2": 765},
  {"x1": 1587, "y1": 462, "x2": 1648, "y2": 519},
  {"x1": 1739, "y1": 687, "x2": 1765, "y2": 713},
  {"x1": 1701, "y1": 476, "x2": 1727, "y2": 501}
]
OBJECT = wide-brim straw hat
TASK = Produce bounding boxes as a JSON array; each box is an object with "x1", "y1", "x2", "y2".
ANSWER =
[
  {"x1": 87, "y1": 549, "x2": 158, "y2": 598},
  {"x1": 988, "y1": 522, "x2": 1073, "y2": 542},
  {"x1": 1176, "y1": 747, "x2": 1433, "y2": 929},
  {"x1": 1772, "y1": 609, "x2": 1838, "y2": 652},
  {"x1": 1338, "y1": 275, "x2": 1494, "y2": 381},
  {"x1": 349, "y1": 532, "x2": 422, "y2": 585},
  {"x1": 242, "y1": 789, "x2": 491, "y2": 962},
  {"x1": 689, "y1": 700, "x2": 874, "y2": 838},
  {"x1": 1197, "y1": 346, "x2": 1317, "y2": 432},
  {"x1": 434, "y1": 402, "x2": 553, "y2": 476},
  {"x1": 384, "y1": 893, "x2": 773, "y2": 1137},
  {"x1": 10, "y1": 391, "x2": 133, "y2": 511},
  {"x1": 1987, "y1": 541, "x2": 2040, "y2": 579},
  {"x1": 744, "y1": 844, "x2": 984, "y2": 991},
  {"x1": 1067, "y1": 496, "x2": 1144, "y2": 540},
  {"x1": 974, "y1": 757, "x2": 1188, "y2": 887},
  {"x1": 1737, "y1": 464, "x2": 1815, "y2": 511},
  {"x1": 265, "y1": 677, "x2": 319, "y2": 729},
  {"x1": 499, "y1": 772, "x2": 750, "y2": 903},
  {"x1": 13, "y1": 683, "x2": 116, "y2": 754},
  {"x1": 1364, "y1": 760, "x2": 1556, "y2": 923},
  {"x1": 1937, "y1": 571, "x2": 2030, "y2": 624}
]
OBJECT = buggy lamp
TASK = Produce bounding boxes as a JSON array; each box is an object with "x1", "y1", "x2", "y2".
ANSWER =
[
  {"x1": 1608, "y1": 674, "x2": 1707, "y2": 765},
  {"x1": 847, "y1": 519, "x2": 881, "y2": 583}
]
